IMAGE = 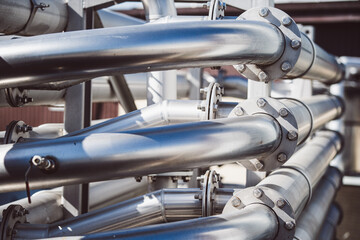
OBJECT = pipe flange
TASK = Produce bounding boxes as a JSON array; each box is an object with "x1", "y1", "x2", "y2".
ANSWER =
[
  {"x1": 199, "y1": 83, "x2": 223, "y2": 120},
  {"x1": 4, "y1": 88, "x2": 33, "y2": 107},
  {"x1": 223, "y1": 186, "x2": 296, "y2": 240},
  {"x1": 4, "y1": 121, "x2": 32, "y2": 144},
  {"x1": 199, "y1": 170, "x2": 220, "y2": 216},
  {"x1": 229, "y1": 97, "x2": 298, "y2": 171},
  {"x1": 0, "y1": 205, "x2": 28, "y2": 240},
  {"x1": 234, "y1": 7, "x2": 301, "y2": 82}
]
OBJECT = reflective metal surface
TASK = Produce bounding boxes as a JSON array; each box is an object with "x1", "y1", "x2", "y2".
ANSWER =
[
  {"x1": 0, "y1": 0, "x2": 68, "y2": 35},
  {"x1": 35, "y1": 204, "x2": 277, "y2": 240},
  {"x1": 294, "y1": 167, "x2": 342, "y2": 240},
  {"x1": 0, "y1": 115, "x2": 281, "y2": 192},
  {"x1": 0, "y1": 20, "x2": 284, "y2": 88}
]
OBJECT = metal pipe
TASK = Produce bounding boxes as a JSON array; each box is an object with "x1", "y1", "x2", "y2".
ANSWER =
[
  {"x1": 287, "y1": 32, "x2": 344, "y2": 85},
  {"x1": 0, "y1": 0, "x2": 68, "y2": 36},
  {"x1": 0, "y1": 189, "x2": 63, "y2": 224},
  {"x1": 66, "y1": 100, "x2": 207, "y2": 137},
  {"x1": 317, "y1": 204, "x2": 342, "y2": 240},
  {"x1": 27, "y1": 204, "x2": 277, "y2": 240},
  {"x1": 109, "y1": 75, "x2": 137, "y2": 113},
  {"x1": 97, "y1": 9, "x2": 146, "y2": 27},
  {"x1": 0, "y1": 178, "x2": 148, "y2": 224},
  {"x1": 0, "y1": 20, "x2": 285, "y2": 88},
  {"x1": 280, "y1": 95, "x2": 344, "y2": 144},
  {"x1": 12, "y1": 187, "x2": 233, "y2": 238},
  {"x1": 294, "y1": 167, "x2": 342, "y2": 240},
  {"x1": 0, "y1": 115, "x2": 281, "y2": 192},
  {"x1": 257, "y1": 131, "x2": 341, "y2": 218}
]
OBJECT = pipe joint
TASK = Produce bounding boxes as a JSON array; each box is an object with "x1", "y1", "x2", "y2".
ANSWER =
[
  {"x1": 223, "y1": 186, "x2": 296, "y2": 239},
  {"x1": 234, "y1": 7, "x2": 301, "y2": 82},
  {"x1": 229, "y1": 97, "x2": 298, "y2": 171}
]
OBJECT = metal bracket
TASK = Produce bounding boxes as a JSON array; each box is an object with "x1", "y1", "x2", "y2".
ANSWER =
[
  {"x1": 4, "y1": 88, "x2": 33, "y2": 107},
  {"x1": 0, "y1": 205, "x2": 28, "y2": 240},
  {"x1": 223, "y1": 186, "x2": 296, "y2": 239},
  {"x1": 4, "y1": 121, "x2": 33, "y2": 144},
  {"x1": 198, "y1": 83, "x2": 224, "y2": 120},
  {"x1": 229, "y1": 97, "x2": 298, "y2": 171},
  {"x1": 234, "y1": 7, "x2": 302, "y2": 82}
]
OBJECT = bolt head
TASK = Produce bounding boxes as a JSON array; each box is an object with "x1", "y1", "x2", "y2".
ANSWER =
[
  {"x1": 253, "y1": 188, "x2": 263, "y2": 198},
  {"x1": 255, "y1": 162, "x2": 264, "y2": 170},
  {"x1": 276, "y1": 198, "x2": 286, "y2": 208},
  {"x1": 259, "y1": 7, "x2": 269, "y2": 17},
  {"x1": 237, "y1": 64, "x2": 246, "y2": 73},
  {"x1": 279, "y1": 108, "x2": 288, "y2": 117},
  {"x1": 257, "y1": 98, "x2": 267, "y2": 108},
  {"x1": 285, "y1": 221, "x2": 295, "y2": 230},
  {"x1": 282, "y1": 16, "x2": 292, "y2": 26},
  {"x1": 291, "y1": 39, "x2": 301, "y2": 49},
  {"x1": 234, "y1": 106, "x2": 244, "y2": 116},
  {"x1": 231, "y1": 197, "x2": 241, "y2": 207},
  {"x1": 277, "y1": 153, "x2": 287, "y2": 163},
  {"x1": 287, "y1": 131, "x2": 298, "y2": 141},
  {"x1": 258, "y1": 71, "x2": 268, "y2": 82},
  {"x1": 281, "y1": 62, "x2": 292, "y2": 72}
]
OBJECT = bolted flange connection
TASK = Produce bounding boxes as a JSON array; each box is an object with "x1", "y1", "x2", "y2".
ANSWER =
[
  {"x1": 234, "y1": 7, "x2": 302, "y2": 82},
  {"x1": 228, "y1": 97, "x2": 299, "y2": 172},
  {"x1": 198, "y1": 83, "x2": 223, "y2": 120},
  {"x1": 223, "y1": 186, "x2": 296, "y2": 239},
  {"x1": 196, "y1": 170, "x2": 220, "y2": 217}
]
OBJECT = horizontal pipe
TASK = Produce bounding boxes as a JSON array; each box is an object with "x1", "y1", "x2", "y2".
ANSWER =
[
  {"x1": 287, "y1": 32, "x2": 344, "y2": 84},
  {"x1": 280, "y1": 95, "x2": 344, "y2": 144},
  {"x1": 13, "y1": 188, "x2": 204, "y2": 238},
  {"x1": 29, "y1": 204, "x2": 277, "y2": 240},
  {"x1": 0, "y1": 115, "x2": 281, "y2": 192},
  {"x1": 0, "y1": 20, "x2": 285, "y2": 88},
  {"x1": 0, "y1": 0, "x2": 68, "y2": 36},
  {"x1": 317, "y1": 204, "x2": 342, "y2": 240},
  {"x1": 294, "y1": 167, "x2": 342, "y2": 240},
  {"x1": 0, "y1": 178, "x2": 148, "y2": 224},
  {"x1": 257, "y1": 131, "x2": 341, "y2": 218},
  {"x1": 0, "y1": 189, "x2": 63, "y2": 224}
]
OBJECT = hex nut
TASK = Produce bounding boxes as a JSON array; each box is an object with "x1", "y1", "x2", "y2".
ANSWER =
[
  {"x1": 279, "y1": 108, "x2": 288, "y2": 117},
  {"x1": 259, "y1": 7, "x2": 269, "y2": 17},
  {"x1": 276, "y1": 198, "x2": 286, "y2": 208},
  {"x1": 291, "y1": 39, "x2": 301, "y2": 49},
  {"x1": 234, "y1": 106, "x2": 244, "y2": 116},
  {"x1": 277, "y1": 153, "x2": 287, "y2": 163},
  {"x1": 281, "y1": 62, "x2": 292, "y2": 72},
  {"x1": 281, "y1": 16, "x2": 292, "y2": 26},
  {"x1": 231, "y1": 197, "x2": 241, "y2": 207},
  {"x1": 287, "y1": 131, "x2": 298, "y2": 141},
  {"x1": 253, "y1": 188, "x2": 263, "y2": 198},
  {"x1": 285, "y1": 221, "x2": 295, "y2": 230},
  {"x1": 257, "y1": 98, "x2": 267, "y2": 108}
]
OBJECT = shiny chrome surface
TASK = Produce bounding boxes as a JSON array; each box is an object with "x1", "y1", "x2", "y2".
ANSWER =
[
  {"x1": 0, "y1": 20, "x2": 284, "y2": 88},
  {"x1": 0, "y1": 0, "x2": 68, "y2": 36},
  {"x1": 317, "y1": 204, "x2": 342, "y2": 240},
  {"x1": 0, "y1": 115, "x2": 281, "y2": 192},
  {"x1": 257, "y1": 131, "x2": 342, "y2": 218},
  {"x1": 303, "y1": 95, "x2": 344, "y2": 131},
  {"x1": 287, "y1": 32, "x2": 344, "y2": 84},
  {"x1": 294, "y1": 167, "x2": 342, "y2": 240},
  {"x1": 34, "y1": 204, "x2": 277, "y2": 240}
]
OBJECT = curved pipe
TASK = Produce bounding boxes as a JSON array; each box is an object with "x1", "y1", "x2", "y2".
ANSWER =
[
  {"x1": 24, "y1": 204, "x2": 277, "y2": 240},
  {"x1": 0, "y1": 20, "x2": 285, "y2": 88},
  {"x1": 0, "y1": 115, "x2": 281, "y2": 192},
  {"x1": 0, "y1": 0, "x2": 68, "y2": 36}
]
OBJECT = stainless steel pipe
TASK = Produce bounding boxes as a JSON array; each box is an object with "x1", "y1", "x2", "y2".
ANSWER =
[
  {"x1": 317, "y1": 204, "x2": 342, "y2": 240},
  {"x1": 0, "y1": 178, "x2": 147, "y2": 224},
  {"x1": 0, "y1": 115, "x2": 281, "y2": 192},
  {"x1": 0, "y1": 0, "x2": 68, "y2": 36},
  {"x1": 287, "y1": 32, "x2": 344, "y2": 84},
  {"x1": 12, "y1": 188, "x2": 233, "y2": 238},
  {"x1": 257, "y1": 131, "x2": 341, "y2": 218},
  {"x1": 29, "y1": 204, "x2": 277, "y2": 240},
  {"x1": 294, "y1": 167, "x2": 342, "y2": 240},
  {"x1": 0, "y1": 20, "x2": 284, "y2": 88}
]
